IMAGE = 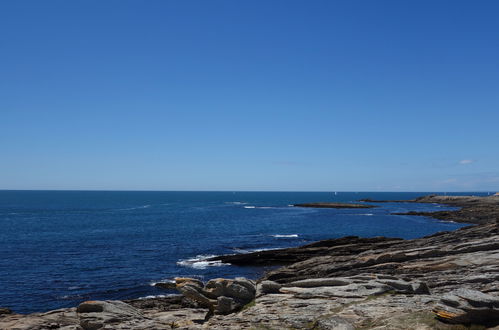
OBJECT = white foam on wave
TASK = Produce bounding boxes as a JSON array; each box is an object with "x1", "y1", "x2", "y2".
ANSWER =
[
  {"x1": 226, "y1": 201, "x2": 248, "y2": 205},
  {"x1": 361, "y1": 213, "x2": 374, "y2": 216},
  {"x1": 68, "y1": 286, "x2": 83, "y2": 290},
  {"x1": 244, "y1": 205, "x2": 276, "y2": 209},
  {"x1": 118, "y1": 205, "x2": 151, "y2": 211},
  {"x1": 272, "y1": 234, "x2": 299, "y2": 238},
  {"x1": 177, "y1": 255, "x2": 229, "y2": 269},
  {"x1": 138, "y1": 294, "x2": 180, "y2": 300},
  {"x1": 149, "y1": 279, "x2": 175, "y2": 287},
  {"x1": 232, "y1": 247, "x2": 280, "y2": 253}
]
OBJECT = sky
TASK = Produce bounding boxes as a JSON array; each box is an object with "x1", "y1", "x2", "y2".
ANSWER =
[{"x1": 1, "y1": 0, "x2": 498, "y2": 192}]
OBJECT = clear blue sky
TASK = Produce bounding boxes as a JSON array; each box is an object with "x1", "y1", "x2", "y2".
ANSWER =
[{"x1": 1, "y1": 1, "x2": 498, "y2": 191}]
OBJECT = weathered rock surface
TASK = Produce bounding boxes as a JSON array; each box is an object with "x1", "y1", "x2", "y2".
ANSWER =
[
  {"x1": 175, "y1": 277, "x2": 256, "y2": 315},
  {"x1": 433, "y1": 288, "x2": 499, "y2": 326}
]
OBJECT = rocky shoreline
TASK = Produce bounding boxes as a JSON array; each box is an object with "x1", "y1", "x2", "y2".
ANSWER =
[{"x1": 1, "y1": 195, "x2": 498, "y2": 329}]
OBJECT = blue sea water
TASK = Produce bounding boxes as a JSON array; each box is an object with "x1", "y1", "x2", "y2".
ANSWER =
[{"x1": 0, "y1": 190, "x2": 482, "y2": 314}]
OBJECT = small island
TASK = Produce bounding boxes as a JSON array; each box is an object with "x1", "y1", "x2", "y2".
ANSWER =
[{"x1": 293, "y1": 202, "x2": 375, "y2": 209}]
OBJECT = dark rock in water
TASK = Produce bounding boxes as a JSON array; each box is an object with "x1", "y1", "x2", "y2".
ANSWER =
[
  {"x1": 0, "y1": 308, "x2": 12, "y2": 315},
  {"x1": 293, "y1": 202, "x2": 375, "y2": 208},
  {"x1": 372, "y1": 194, "x2": 499, "y2": 225},
  {"x1": 433, "y1": 288, "x2": 499, "y2": 326},
  {"x1": 208, "y1": 236, "x2": 403, "y2": 266},
  {"x1": 153, "y1": 281, "x2": 177, "y2": 290}
]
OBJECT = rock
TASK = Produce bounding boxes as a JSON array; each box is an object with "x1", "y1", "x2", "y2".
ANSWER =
[
  {"x1": 215, "y1": 296, "x2": 240, "y2": 315},
  {"x1": 293, "y1": 202, "x2": 375, "y2": 209},
  {"x1": 175, "y1": 277, "x2": 204, "y2": 288},
  {"x1": 313, "y1": 316, "x2": 355, "y2": 330},
  {"x1": 285, "y1": 278, "x2": 352, "y2": 288},
  {"x1": 204, "y1": 278, "x2": 255, "y2": 302},
  {"x1": 175, "y1": 277, "x2": 256, "y2": 315},
  {"x1": 411, "y1": 281, "x2": 431, "y2": 294},
  {"x1": 433, "y1": 289, "x2": 499, "y2": 325},
  {"x1": 77, "y1": 300, "x2": 144, "y2": 330},
  {"x1": 153, "y1": 281, "x2": 177, "y2": 290},
  {"x1": 176, "y1": 283, "x2": 217, "y2": 309},
  {"x1": 0, "y1": 307, "x2": 12, "y2": 315},
  {"x1": 257, "y1": 280, "x2": 282, "y2": 296}
]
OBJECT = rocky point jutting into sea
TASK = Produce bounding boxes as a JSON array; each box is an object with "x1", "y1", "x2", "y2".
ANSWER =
[{"x1": 1, "y1": 194, "x2": 498, "y2": 329}]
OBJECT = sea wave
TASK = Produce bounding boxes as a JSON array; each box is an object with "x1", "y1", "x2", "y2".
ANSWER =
[
  {"x1": 149, "y1": 279, "x2": 175, "y2": 287},
  {"x1": 176, "y1": 255, "x2": 229, "y2": 269},
  {"x1": 231, "y1": 247, "x2": 280, "y2": 253},
  {"x1": 225, "y1": 201, "x2": 248, "y2": 205},
  {"x1": 117, "y1": 205, "x2": 151, "y2": 211},
  {"x1": 271, "y1": 234, "x2": 299, "y2": 238}
]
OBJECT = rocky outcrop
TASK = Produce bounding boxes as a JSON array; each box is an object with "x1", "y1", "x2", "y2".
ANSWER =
[
  {"x1": 175, "y1": 277, "x2": 256, "y2": 315},
  {"x1": 77, "y1": 300, "x2": 145, "y2": 330},
  {"x1": 209, "y1": 236, "x2": 403, "y2": 266},
  {"x1": 373, "y1": 194, "x2": 499, "y2": 224},
  {"x1": 293, "y1": 202, "x2": 375, "y2": 208},
  {"x1": 206, "y1": 274, "x2": 435, "y2": 329}
]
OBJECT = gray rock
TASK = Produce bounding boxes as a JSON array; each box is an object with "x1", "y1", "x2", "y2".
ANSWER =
[
  {"x1": 204, "y1": 278, "x2": 255, "y2": 303},
  {"x1": 433, "y1": 289, "x2": 499, "y2": 325},
  {"x1": 215, "y1": 296, "x2": 241, "y2": 315},
  {"x1": 177, "y1": 284, "x2": 217, "y2": 308},
  {"x1": 314, "y1": 316, "x2": 355, "y2": 330},
  {"x1": 285, "y1": 278, "x2": 352, "y2": 288},
  {"x1": 77, "y1": 300, "x2": 144, "y2": 330},
  {"x1": 257, "y1": 280, "x2": 282, "y2": 296}
]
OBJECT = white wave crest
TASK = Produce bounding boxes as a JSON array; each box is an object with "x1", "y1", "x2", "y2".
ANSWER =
[
  {"x1": 149, "y1": 279, "x2": 175, "y2": 287},
  {"x1": 232, "y1": 247, "x2": 280, "y2": 253},
  {"x1": 272, "y1": 234, "x2": 299, "y2": 238},
  {"x1": 244, "y1": 206, "x2": 256, "y2": 209},
  {"x1": 176, "y1": 255, "x2": 229, "y2": 269}
]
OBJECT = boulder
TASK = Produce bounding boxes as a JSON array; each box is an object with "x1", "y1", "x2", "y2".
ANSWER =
[
  {"x1": 433, "y1": 288, "x2": 499, "y2": 325},
  {"x1": 175, "y1": 277, "x2": 204, "y2": 288},
  {"x1": 257, "y1": 280, "x2": 282, "y2": 296},
  {"x1": 215, "y1": 296, "x2": 240, "y2": 315},
  {"x1": 204, "y1": 278, "x2": 255, "y2": 302},
  {"x1": 175, "y1": 277, "x2": 257, "y2": 315}
]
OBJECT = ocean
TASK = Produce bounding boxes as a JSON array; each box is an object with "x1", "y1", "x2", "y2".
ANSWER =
[{"x1": 0, "y1": 190, "x2": 480, "y2": 313}]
